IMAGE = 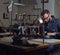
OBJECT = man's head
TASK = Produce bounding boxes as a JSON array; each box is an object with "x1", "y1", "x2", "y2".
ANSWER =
[{"x1": 41, "y1": 9, "x2": 51, "y2": 22}]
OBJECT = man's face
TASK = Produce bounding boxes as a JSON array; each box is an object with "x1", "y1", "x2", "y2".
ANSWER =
[{"x1": 43, "y1": 13, "x2": 50, "y2": 22}]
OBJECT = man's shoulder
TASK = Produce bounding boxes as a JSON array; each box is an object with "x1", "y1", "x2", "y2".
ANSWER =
[
  {"x1": 51, "y1": 16, "x2": 60, "y2": 24},
  {"x1": 55, "y1": 18, "x2": 60, "y2": 21},
  {"x1": 52, "y1": 16, "x2": 60, "y2": 21},
  {"x1": 53, "y1": 17, "x2": 60, "y2": 24}
]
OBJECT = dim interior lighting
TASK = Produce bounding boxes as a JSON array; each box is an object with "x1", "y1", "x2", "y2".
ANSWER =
[{"x1": 38, "y1": 17, "x2": 43, "y2": 24}]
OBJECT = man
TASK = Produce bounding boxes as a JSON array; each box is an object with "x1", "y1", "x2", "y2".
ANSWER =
[{"x1": 41, "y1": 9, "x2": 60, "y2": 55}]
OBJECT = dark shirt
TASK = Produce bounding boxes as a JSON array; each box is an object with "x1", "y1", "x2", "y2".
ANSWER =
[{"x1": 44, "y1": 16, "x2": 60, "y2": 38}]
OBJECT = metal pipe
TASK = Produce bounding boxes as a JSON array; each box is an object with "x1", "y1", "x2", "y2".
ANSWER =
[{"x1": 42, "y1": 0, "x2": 45, "y2": 44}]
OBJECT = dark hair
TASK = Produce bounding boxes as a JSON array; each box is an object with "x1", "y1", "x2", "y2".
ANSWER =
[{"x1": 41, "y1": 9, "x2": 50, "y2": 16}]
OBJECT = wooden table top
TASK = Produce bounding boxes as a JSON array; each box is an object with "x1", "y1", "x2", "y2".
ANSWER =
[
  {"x1": 0, "y1": 32, "x2": 13, "y2": 36},
  {"x1": 0, "y1": 39, "x2": 60, "y2": 52}
]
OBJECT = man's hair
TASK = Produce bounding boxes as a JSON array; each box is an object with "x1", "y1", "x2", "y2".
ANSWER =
[{"x1": 41, "y1": 9, "x2": 50, "y2": 16}]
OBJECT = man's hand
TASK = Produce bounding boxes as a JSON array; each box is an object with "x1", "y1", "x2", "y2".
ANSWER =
[{"x1": 47, "y1": 32, "x2": 56, "y2": 36}]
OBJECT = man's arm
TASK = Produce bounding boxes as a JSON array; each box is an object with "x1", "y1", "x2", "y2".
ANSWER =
[
  {"x1": 55, "y1": 19, "x2": 60, "y2": 35},
  {"x1": 54, "y1": 19, "x2": 60, "y2": 38},
  {"x1": 47, "y1": 32, "x2": 56, "y2": 36}
]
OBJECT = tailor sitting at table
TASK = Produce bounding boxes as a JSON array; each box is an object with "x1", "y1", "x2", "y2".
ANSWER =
[{"x1": 41, "y1": 9, "x2": 60, "y2": 55}]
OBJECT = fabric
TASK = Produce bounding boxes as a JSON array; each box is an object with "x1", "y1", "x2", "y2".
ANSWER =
[
  {"x1": 44, "y1": 16, "x2": 60, "y2": 38},
  {"x1": 44, "y1": 16, "x2": 60, "y2": 55}
]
